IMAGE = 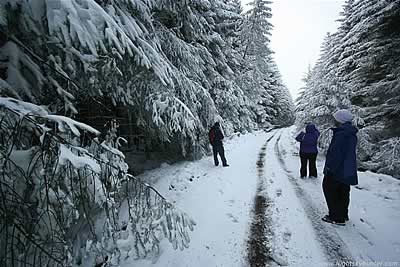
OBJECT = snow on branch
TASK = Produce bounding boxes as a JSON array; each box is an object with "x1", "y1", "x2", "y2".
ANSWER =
[
  {"x1": 44, "y1": 0, "x2": 173, "y2": 86},
  {"x1": 373, "y1": 137, "x2": 400, "y2": 177},
  {"x1": 0, "y1": 96, "x2": 48, "y2": 116},
  {"x1": 0, "y1": 97, "x2": 195, "y2": 266},
  {"x1": 0, "y1": 97, "x2": 99, "y2": 136},
  {"x1": 146, "y1": 93, "x2": 198, "y2": 141},
  {"x1": 0, "y1": 41, "x2": 45, "y2": 100}
]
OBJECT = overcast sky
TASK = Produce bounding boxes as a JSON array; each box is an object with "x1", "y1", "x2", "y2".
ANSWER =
[{"x1": 241, "y1": 0, "x2": 345, "y2": 99}]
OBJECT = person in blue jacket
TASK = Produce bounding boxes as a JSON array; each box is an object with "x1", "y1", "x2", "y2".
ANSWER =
[
  {"x1": 295, "y1": 123, "x2": 320, "y2": 178},
  {"x1": 322, "y1": 109, "x2": 358, "y2": 225}
]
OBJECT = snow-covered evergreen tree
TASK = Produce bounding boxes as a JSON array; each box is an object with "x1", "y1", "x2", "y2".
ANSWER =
[
  {"x1": 238, "y1": 0, "x2": 294, "y2": 127},
  {"x1": 0, "y1": 1, "x2": 298, "y2": 264},
  {"x1": 0, "y1": 0, "x2": 295, "y2": 159},
  {"x1": 241, "y1": 0, "x2": 273, "y2": 60},
  {"x1": 0, "y1": 97, "x2": 195, "y2": 266},
  {"x1": 296, "y1": 0, "x2": 400, "y2": 177}
]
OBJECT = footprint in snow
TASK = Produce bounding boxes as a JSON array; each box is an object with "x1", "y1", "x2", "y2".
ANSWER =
[
  {"x1": 283, "y1": 229, "x2": 292, "y2": 243},
  {"x1": 379, "y1": 194, "x2": 394, "y2": 201},
  {"x1": 359, "y1": 217, "x2": 376, "y2": 230},
  {"x1": 358, "y1": 231, "x2": 374, "y2": 246},
  {"x1": 180, "y1": 186, "x2": 187, "y2": 191},
  {"x1": 360, "y1": 207, "x2": 367, "y2": 215},
  {"x1": 270, "y1": 250, "x2": 289, "y2": 266},
  {"x1": 226, "y1": 213, "x2": 239, "y2": 223},
  {"x1": 276, "y1": 189, "x2": 282, "y2": 197},
  {"x1": 355, "y1": 185, "x2": 368, "y2": 191}
]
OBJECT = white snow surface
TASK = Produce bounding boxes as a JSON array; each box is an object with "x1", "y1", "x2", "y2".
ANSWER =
[
  {"x1": 0, "y1": 96, "x2": 48, "y2": 116},
  {"x1": 120, "y1": 127, "x2": 400, "y2": 266},
  {"x1": 122, "y1": 130, "x2": 274, "y2": 267}
]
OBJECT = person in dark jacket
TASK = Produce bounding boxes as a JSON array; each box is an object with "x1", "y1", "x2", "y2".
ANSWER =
[
  {"x1": 295, "y1": 123, "x2": 320, "y2": 178},
  {"x1": 209, "y1": 122, "x2": 229, "y2": 167},
  {"x1": 322, "y1": 109, "x2": 358, "y2": 225}
]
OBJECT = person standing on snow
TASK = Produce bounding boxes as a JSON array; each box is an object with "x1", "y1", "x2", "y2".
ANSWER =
[
  {"x1": 209, "y1": 122, "x2": 229, "y2": 167},
  {"x1": 322, "y1": 109, "x2": 358, "y2": 225},
  {"x1": 295, "y1": 123, "x2": 320, "y2": 178}
]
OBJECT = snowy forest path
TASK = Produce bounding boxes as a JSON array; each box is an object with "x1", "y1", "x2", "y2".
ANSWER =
[
  {"x1": 126, "y1": 130, "x2": 279, "y2": 267},
  {"x1": 119, "y1": 127, "x2": 398, "y2": 266},
  {"x1": 273, "y1": 128, "x2": 354, "y2": 263}
]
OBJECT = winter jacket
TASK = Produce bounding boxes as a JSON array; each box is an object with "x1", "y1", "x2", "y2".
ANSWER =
[
  {"x1": 323, "y1": 122, "x2": 358, "y2": 185},
  {"x1": 295, "y1": 124, "x2": 320, "y2": 154},
  {"x1": 209, "y1": 125, "x2": 224, "y2": 147}
]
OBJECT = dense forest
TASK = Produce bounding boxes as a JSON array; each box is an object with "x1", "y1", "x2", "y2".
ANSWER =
[
  {"x1": 0, "y1": 0, "x2": 294, "y2": 162},
  {"x1": 4, "y1": 0, "x2": 399, "y2": 265},
  {"x1": 0, "y1": 0, "x2": 294, "y2": 266},
  {"x1": 296, "y1": 0, "x2": 400, "y2": 178}
]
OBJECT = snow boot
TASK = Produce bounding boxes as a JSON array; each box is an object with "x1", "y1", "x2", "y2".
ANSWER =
[
  {"x1": 322, "y1": 215, "x2": 345, "y2": 226},
  {"x1": 223, "y1": 164, "x2": 230, "y2": 167}
]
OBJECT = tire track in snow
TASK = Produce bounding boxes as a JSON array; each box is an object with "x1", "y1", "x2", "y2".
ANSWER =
[
  {"x1": 247, "y1": 131, "x2": 278, "y2": 267},
  {"x1": 274, "y1": 130, "x2": 354, "y2": 263}
]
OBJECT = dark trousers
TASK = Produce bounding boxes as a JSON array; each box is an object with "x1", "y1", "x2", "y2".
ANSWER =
[
  {"x1": 213, "y1": 144, "x2": 227, "y2": 166},
  {"x1": 322, "y1": 175, "x2": 350, "y2": 221},
  {"x1": 300, "y1": 152, "x2": 318, "y2": 177}
]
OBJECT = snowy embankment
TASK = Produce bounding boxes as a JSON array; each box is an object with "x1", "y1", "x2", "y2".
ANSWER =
[{"x1": 121, "y1": 130, "x2": 275, "y2": 267}]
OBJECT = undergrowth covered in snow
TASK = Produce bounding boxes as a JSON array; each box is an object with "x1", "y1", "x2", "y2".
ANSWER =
[{"x1": 0, "y1": 97, "x2": 195, "y2": 266}]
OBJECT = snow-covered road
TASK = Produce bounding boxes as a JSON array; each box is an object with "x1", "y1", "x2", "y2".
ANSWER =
[
  {"x1": 275, "y1": 128, "x2": 400, "y2": 265},
  {"x1": 123, "y1": 129, "x2": 275, "y2": 267},
  {"x1": 123, "y1": 127, "x2": 400, "y2": 267},
  {"x1": 266, "y1": 130, "x2": 351, "y2": 265}
]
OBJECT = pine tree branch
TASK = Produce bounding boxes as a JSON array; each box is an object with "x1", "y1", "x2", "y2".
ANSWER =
[{"x1": 6, "y1": 34, "x2": 113, "y2": 113}]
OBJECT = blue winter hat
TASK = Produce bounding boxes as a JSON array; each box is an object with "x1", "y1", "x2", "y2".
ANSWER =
[{"x1": 333, "y1": 109, "x2": 353, "y2": 123}]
